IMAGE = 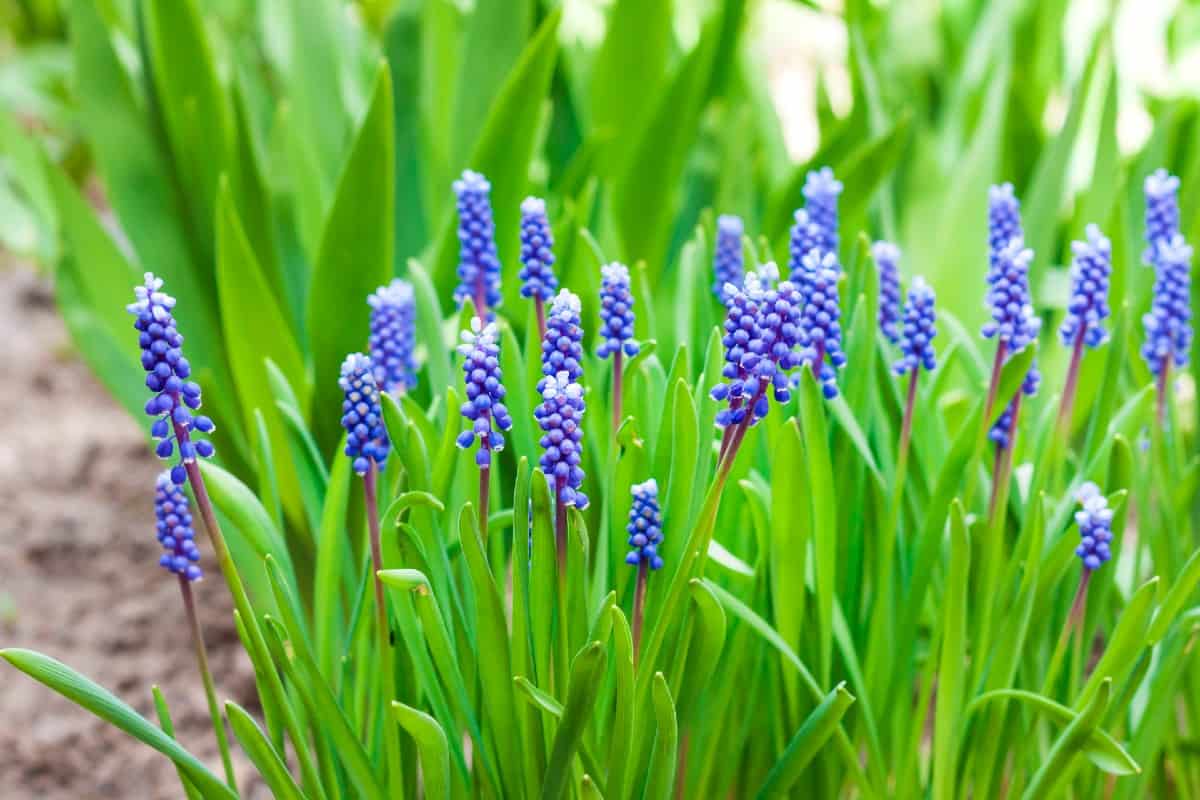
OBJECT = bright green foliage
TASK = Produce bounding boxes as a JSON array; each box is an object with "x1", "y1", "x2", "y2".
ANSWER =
[{"x1": 2, "y1": 1, "x2": 1200, "y2": 799}]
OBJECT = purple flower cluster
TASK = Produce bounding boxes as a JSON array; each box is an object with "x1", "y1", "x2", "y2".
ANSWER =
[
  {"x1": 873, "y1": 241, "x2": 902, "y2": 344},
  {"x1": 711, "y1": 269, "x2": 805, "y2": 425},
  {"x1": 1059, "y1": 225, "x2": 1111, "y2": 349},
  {"x1": 127, "y1": 273, "x2": 215, "y2": 486},
  {"x1": 339, "y1": 353, "x2": 390, "y2": 475},
  {"x1": 455, "y1": 319, "x2": 513, "y2": 467},
  {"x1": 368, "y1": 278, "x2": 418, "y2": 393},
  {"x1": 535, "y1": 371, "x2": 588, "y2": 509},
  {"x1": 803, "y1": 167, "x2": 843, "y2": 255},
  {"x1": 893, "y1": 277, "x2": 937, "y2": 376},
  {"x1": 982, "y1": 238, "x2": 1040, "y2": 348},
  {"x1": 988, "y1": 183, "x2": 1024, "y2": 268},
  {"x1": 1074, "y1": 482, "x2": 1114, "y2": 571},
  {"x1": 453, "y1": 170, "x2": 502, "y2": 314},
  {"x1": 155, "y1": 473, "x2": 202, "y2": 582},
  {"x1": 713, "y1": 215, "x2": 745, "y2": 299},
  {"x1": 787, "y1": 208, "x2": 824, "y2": 287},
  {"x1": 797, "y1": 250, "x2": 847, "y2": 399},
  {"x1": 518, "y1": 197, "x2": 558, "y2": 302},
  {"x1": 1141, "y1": 234, "x2": 1193, "y2": 376},
  {"x1": 540, "y1": 289, "x2": 584, "y2": 387},
  {"x1": 1144, "y1": 169, "x2": 1180, "y2": 261},
  {"x1": 596, "y1": 263, "x2": 639, "y2": 359},
  {"x1": 624, "y1": 479, "x2": 663, "y2": 571}
]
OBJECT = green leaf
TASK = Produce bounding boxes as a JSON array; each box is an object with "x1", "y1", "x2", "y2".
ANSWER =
[
  {"x1": 965, "y1": 689, "x2": 1140, "y2": 776},
  {"x1": 224, "y1": 701, "x2": 306, "y2": 800},
  {"x1": 643, "y1": 673, "x2": 679, "y2": 800},
  {"x1": 308, "y1": 62, "x2": 395, "y2": 455},
  {"x1": 199, "y1": 461, "x2": 296, "y2": 588},
  {"x1": 392, "y1": 702, "x2": 451, "y2": 800},
  {"x1": 606, "y1": 606, "x2": 636, "y2": 800},
  {"x1": 1, "y1": 649, "x2": 236, "y2": 800},
  {"x1": 1147, "y1": 548, "x2": 1200, "y2": 644},
  {"x1": 406, "y1": 258, "x2": 450, "y2": 402},
  {"x1": 754, "y1": 683, "x2": 855, "y2": 798},
  {"x1": 798, "y1": 367, "x2": 836, "y2": 682},
  {"x1": 541, "y1": 641, "x2": 607, "y2": 800},
  {"x1": 1077, "y1": 577, "x2": 1159, "y2": 708},
  {"x1": 150, "y1": 687, "x2": 206, "y2": 800},
  {"x1": 1020, "y1": 679, "x2": 1113, "y2": 799},
  {"x1": 933, "y1": 501, "x2": 970, "y2": 800}
]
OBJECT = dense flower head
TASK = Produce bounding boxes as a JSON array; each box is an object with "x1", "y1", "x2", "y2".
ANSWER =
[
  {"x1": 982, "y1": 238, "x2": 1041, "y2": 349},
  {"x1": 368, "y1": 279, "x2": 418, "y2": 393},
  {"x1": 625, "y1": 479, "x2": 664, "y2": 571},
  {"x1": 155, "y1": 473, "x2": 202, "y2": 582},
  {"x1": 873, "y1": 241, "x2": 902, "y2": 344},
  {"x1": 454, "y1": 319, "x2": 513, "y2": 467},
  {"x1": 339, "y1": 353, "x2": 390, "y2": 475},
  {"x1": 127, "y1": 273, "x2": 215, "y2": 486},
  {"x1": 540, "y1": 289, "x2": 584, "y2": 387},
  {"x1": 1141, "y1": 234, "x2": 1193, "y2": 376},
  {"x1": 988, "y1": 183, "x2": 1024, "y2": 267},
  {"x1": 797, "y1": 250, "x2": 848, "y2": 399},
  {"x1": 453, "y1": 170, "x2": 502, "y2": 314},
  {"x1": 1144, "y1": 169, "x2": 1180, "y2": 262},
  {"x1": 518, "y1": 197, "x2": 558, "y2": 302},
  {"x1": 1059, "y1": 225, "x2": 1112, "y2": 349},
  {"x1": 803, "y1": 166, "x2": 842, "y2": 255},
  {"x1": 711, "y1": 269, "x2": 804, "y2": 425},
  {"x1": 1074, "y1": 482, "x2": 1114, "y2": 571},
  {"x1": 535, "y1": 371, "x2": 588, "y2": 509},
  {"x1": 596, "y1": 262, "x2": 640, "y2": 359},
  {"x1": 893, "y1": 277, "x2": 937, "y2": 376},
  {"x1": 713, "y1": 215, "x2": 745, "y2": 299},
  {"x1": 788, "y1": 208, "x2": 825, "y2": 288}
]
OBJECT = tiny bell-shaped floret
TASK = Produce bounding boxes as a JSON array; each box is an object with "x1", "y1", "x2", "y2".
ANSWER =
[
  {"x1": 535, "y1": 371, "x2": 588, "y2": 509},
  {"x1": 368, "y1": 278, "x2": 418, "y2": 393},
  {"x1": 596, "y1": 262, "x2": 640, "y2": 360},
  {"x1": 893, "y1": 277, "x2": 937, "y2": 376},
  {"x1": 155, "y1": 472, "x2": 203, "y2": 582},
  {"x1": 873, "y1": 241, "x2": 902, "y2": 344},
  {"x1": 540, "y1": 289, "x2": 585, "y2": 387},
  {"x1": 713, "y1": 215, "x2": 745, "y2": 300},
  {"x1": 518, "y1": 197, "x2": 558, "y2": 302},
  {"x1": 803, "y1": 167, "x2": 842, "y2": 255},
  {"x1": 1059, "y1": 225, "x2": 1112, "y2": 349},
  {"x1": 1074, "y1": 482, "x2": 1114, "y2": 571},
  {"x1": 453, "y1": 170, "x2": 502, "y2": 314},
  {"x1": 624, "y1": 479, "x2": 664, "y2": 570},
  {"x1": 339, "y1": 353, "x2": 390, "y2": 475},
  {"x1": 454, "y1": 318, "x2": 514, "y2": 467}
]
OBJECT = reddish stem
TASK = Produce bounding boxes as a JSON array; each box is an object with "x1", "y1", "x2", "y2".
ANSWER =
[
  {"x1": 179, "y1": 576, "x2": 237, "y2": 791},
  {"x1": 988, "y1": 393, "x2": 1024, "y2": 519},
  {"x1": 983, "y1": 341, "x2": 1008, "y2": 431},
  {"x1": 1056, "y1": 328, "x2": 1086, "y2": 434},
  {"x1": 535, "y1": 296, "x2": 546, "y2": 341},
  {"x1": 898, "y1": 369, "x2": 919, "y2": 468},
  {"x1": 364, "y1": 463, "x2": 388, "y2": 640},
  {"x1": 631, "y1": 561, "x2": 648, "y2": 665},
  {"x1": 474, "y1": 277, "x2": 487, "y2": 323}
]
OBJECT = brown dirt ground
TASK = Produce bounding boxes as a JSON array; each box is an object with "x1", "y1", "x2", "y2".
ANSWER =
[{"x1": 0, "y1": 264, "x2": 265, "y2": 798}]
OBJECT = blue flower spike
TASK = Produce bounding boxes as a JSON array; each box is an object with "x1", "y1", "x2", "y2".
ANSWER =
[
  {"x1": 873, "y1": 241, "x2": 902, "y2": 344},
  {"x1": 339, "y1": 353, "x2": 390, "y2": 476},
  {"x1": 535, "y1": 370, "x2": 588, "y2": 509},
  {"x1": 625, "y1": 479, "x2": 664, "y2": 571},
  {"x1": 713, "y1": 215, "x2": 745, "y2": 300},
  {"x1": 1144, "y1": 168, "x2": 1181, "y2": 262},
  {"x1": 803, "y1": 166, "x2": 843, "y2": 255},
  {"x1": 368, "y1": 278, "x2": 418, "y2": 394},
  {"x1": 518, "y1": 197, "x2": 558, "y2": 303},
  {"x1": 797, "y1": 251, "x2": 847, "y2": 399},
  {"x1": 127, "y1": 273, "x2": 216, "y2": 486},
  {"x1": 988, "y1": 183, "x2": 1024, "y2": 267},
  {"x1": 541, "y1": 289, "x2": 585, "y2": 388},
  {"x1": 1142, "y1": 234, "x2": 1193, "y2": 378},
  {"x1": 788, "y1": 208, "x2": 824, "y2": 289},
  {"x1": 1074, "y1": 482, "x2": 1114, "y2": 571},
  {"x1": 453, "y1": 170, "x2": 502, "y2": 317},
  {"x1": 893, "y1": 277, "x2": 937, "y2": 376},
  {"x1": 1059, "y1": 225, "x2": 1112, "y2": 350},
  {"x1": 155, "y1": 473, "x2": 203, "y2": 582},
  {"x1": 455, "y1": 318, "x2": 514, "y2": 467},
  {"x1": 982, "y1": 237, "x2": 1041, "y2": 447},
  {"x1": 597, "y1": 262, "x2": 640, "y2": 360}
]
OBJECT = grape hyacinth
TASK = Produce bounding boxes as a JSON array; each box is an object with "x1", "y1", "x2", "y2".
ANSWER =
[
  {"x1": 893, "y1": 277, "x2": 937, "y2": 377},
  {"x1": 155, "y1": 473, "x2": 203, "y2": 582},
  {"x1": 1142, "y1": 234, "x2": 1193, "y2": 378},
  {"x1": 339, "y1": 353, "x2": 390, "y2": 475},
  {"x1": 803, "y1": 166, "x2": 843, "y2": 255},
  {"x1": 988, "y1": 183, "x2": 1024, "y2": 267},
  {"x1": 535, "y1": 371, "x2": 588, "y2": 510},
  {"x1": 454, "y1": 319, "x2": 514, "y2": 467},
  {"x1": 596, "y1": 262, "x2": 640, "y2": 360},
  {"x1": 540, "y1": 289, "x2": 585, "y2": 390},
  {"x1": 787, "y1": 208, "x2": 824, "y2": 290},
  {"x1": 625, "y1": 479, "x2": 664, "y2": 571},
  {"x1": 874, "y1": 241, "x2": 902, "y2": 344},
  {"x1": 368, "y1": 279, "x2": 418, "y2": 394},
  {"x1": 453, "y1": 170, "x2": 502, "y2": 317},
  {"x1": 982, "y1": 238, "x2": 1042, "y2": 447},
  {"x1": 127, "y1": 273, "x2": 216, "y2": 486},
  {"x1": 518, "y1": 197, "x2": 558, "y2": 310},
  {"x1": 713, "y1": 215, "x2": 745, "y2": 299},
  {"x1": 1074, "y1": 482, "x2": 1114, "y2": 571},
  {"x1": 797, "y1": 250, "x2": 847, "y2": 399},
  {"x1": 1144, "y1": 168, "x2": 1180, "y2": 262},
  {"x1": 711, "y1": 279, "x2": 763, "y2": 430},
  {"x1": 1059, "y1": 225, "x2": 1112, "y2": 349}
]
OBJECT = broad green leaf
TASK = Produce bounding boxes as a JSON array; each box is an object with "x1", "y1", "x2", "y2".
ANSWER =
[
  {"x1": 754, "y1": 683, "x2": 855, "y2": 798},
  {"x1": 308, "y1": 62, "x2": 395, "y2": 455},
  {"x1": 1021, "y1": 679, "x2": 1113, "y2": 799},
  {"x1": 150, "y1": 686, "x2": 206, "y2": 800},
  {"x1": 1, "y1": 649, "x2": 237, "y2": 800},
  {"x1": 393, "y1": 703, "x2": 451, "y2": 800},
  {"x1": 798, "y1": 367, "x2": 836, "y2": 682},
  {"x1": 541, "y1": 641, "x2": 606, "y2": 800},
  {"x1": 933, "y1": 501, "x2": 970, "y2": 800},
  {"x1": 224, "y1": 701, "x2": 306, "y2": 800},
  {"x1": 643, "y1": 673, "x2": 679, "y2": 800}
]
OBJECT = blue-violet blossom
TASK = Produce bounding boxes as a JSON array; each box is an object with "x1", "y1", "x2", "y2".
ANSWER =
[
  {"x1": 518, "y1": 197, "x2": 558, "y2": 302},
  {"x1": 625, "y1": 479, "x2": 664, "y2": 570},
  {"x1": 1141, "y1": 234, "x2": 1193, "y2": 376},
  {"x1": 893, "y1": 277, "x2": 937, "y2": 376},
  {"x1": 535, "y1": 371, "x2": 588, "y2": 509},
  {"x1": 455, "y1": 319, "x2": 514, "y2": 467},
  {"x1": 1144, "y1": 168, "x2": 1181, "y2": 263},
  {"x1": 803, "y1": 166, "x2": 842, "y2": 255},
  {"x1": 155, "y1": 472, "x2": 202, "y2": 582},
  {"x1": 368, "y1": 278, "x2": 418, "y2": 393},
  {"x1": 988, "y1": 183, "x2": 1024, "y2": 267},
  {"x1": 874, "y1": 241, "x2": 902, "y2": 344},
  {"x1": 713, "y1": 215, "x2": 745, "y2": 299},
  {"x1": 797, "y1": 250, "x2": 847, "y2": 399},
  {"x1": 339, "y1": 353, "x2": 390, "y2": 475},
  {"x1": 541, "y1": 289, "x2": 584, "y2": 387},
  {"x1": 1059, "y1": 225, "x2": 1112, "y2": 349},
  {"x1": 597, "y1": 262, "x2": 640, "y2": 359},
  {"x1": 1074, "y1": 482, "x2": 1114, "y2": 571},
  {"x1": 453, "y1": 170, "x2": 502, "y2": 314}
]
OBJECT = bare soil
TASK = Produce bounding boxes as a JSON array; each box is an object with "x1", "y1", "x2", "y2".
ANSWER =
[{"x1": 0, "y1": 265, "x2": 262, "y2": 798}]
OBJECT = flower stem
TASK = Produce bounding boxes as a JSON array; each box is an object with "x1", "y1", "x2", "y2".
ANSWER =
[
  {"x1": 479, "y1": 464, "x2": 491, "y2": 545},
  {"x1": 982, "y1": 341, "x2": 1008, "y2": 432},
  {"x1": 474, "y1": 277, "x2": 488, "y2": 323},
  {"x1": 631, "y1": 561, "x2": 648, "y2": 665},
  {"x1": 554, "y1": 487, "x2": 571, "y2": 693},
  {"x1": 612, "y1": 350, "x2": 624, "y2": 435},
  {"x1": 1055, "y1": 329, "x2": 1086, "y2": 436},
  {"x1": 179, "y1": 576, "x2": 236, "y2": 792},
  {"x1": 535, "y1": 296, "x2": 546, "y2": 341},
  {"x1": 1042, "y1": 571, "x2": 1091, "y2": 696},
  {"x1": 364, "y1": 462, "x2": 403, "y2": 789},
  {"x1": 1156, "y1": 357, "x2": 1172, "y2": 429}
]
